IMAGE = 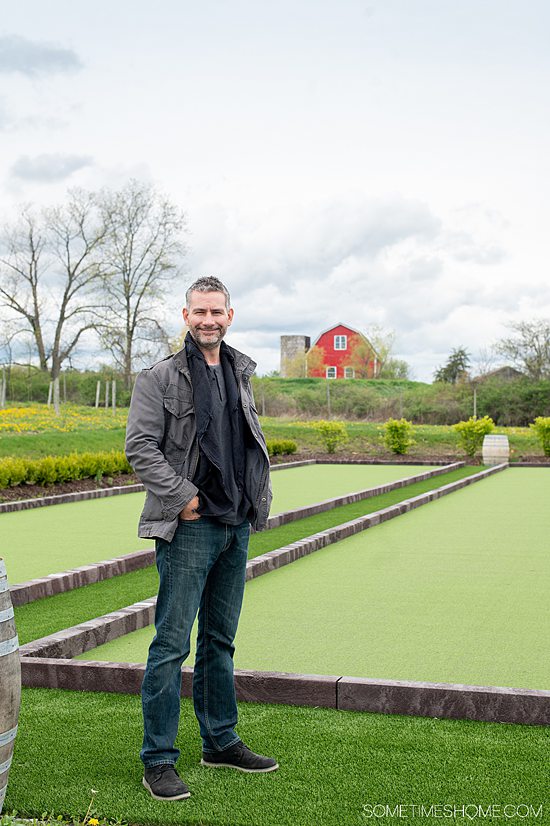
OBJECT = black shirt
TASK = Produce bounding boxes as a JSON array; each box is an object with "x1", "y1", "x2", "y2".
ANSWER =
[{"x1": 193, "y1": 362, "x2": 251, "y2": 525}]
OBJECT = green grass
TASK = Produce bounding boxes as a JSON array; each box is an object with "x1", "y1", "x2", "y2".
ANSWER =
[
  {"x1": 0, "y1": 417, "x2": 543, "y2": 461},
  {"x1": 0, "y1": 428, "x2": 127, "y2": 458},
  {"x1": 14, "y1": 467, "x2": 477, "y2": 646},
  {"x1": 5, "y1": 688, "x2": 548, "y2": 826}
]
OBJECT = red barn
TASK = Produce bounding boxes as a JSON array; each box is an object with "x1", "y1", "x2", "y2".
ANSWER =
[{"x1": 309, "y1": 323, "x2": 378, "y2": 379}]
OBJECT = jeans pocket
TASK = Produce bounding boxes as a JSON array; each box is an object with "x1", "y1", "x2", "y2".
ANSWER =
[{"x1": 170, "y1": 520, "x2": 212, "y2": 570}]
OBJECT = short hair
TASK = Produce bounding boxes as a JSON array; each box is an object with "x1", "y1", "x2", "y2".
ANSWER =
[{"x1": 185, "y1": 277, "x2": 231, "y2": 311}]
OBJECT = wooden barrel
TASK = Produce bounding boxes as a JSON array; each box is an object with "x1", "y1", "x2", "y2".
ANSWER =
[
  {"x1": 0, "y1": 558, "x2": 21, "y2": 814},
  {"x1": 482, "y1": 434, "x2": 510, "y2": 466}
]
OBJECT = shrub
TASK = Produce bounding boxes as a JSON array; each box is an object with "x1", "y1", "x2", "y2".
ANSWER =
[
  {"x1": 0, "y1": 458, "x2": 28, "y2": 487},
  {"x1": 452, "y1": 416, "x2": 495, "y2": 457},
  {"x1": 381, "y1": 418, "x2": 415, "y2": 455},
  {"x1": 0, "y1": 450, "x2": 133, "y2": 490},
  {"x1": 530, "y1": 416, "x2": 550, "y2": 456},
  {"x1": 266, "y1": 438, "x2": 298, "y2": 457},
  {"x1": 311, "y1": 420, "x2": 349, "y2": 454}
]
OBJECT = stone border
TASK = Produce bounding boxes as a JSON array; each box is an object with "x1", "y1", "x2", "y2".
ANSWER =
[
  {"x1": 10, "y1": 463, "x2": 464, "y2": 605},
  {"x1": 19, "y1": 464, "x2": 506, "y2": 661},
  {"x1": 337, "y1": 676, "x2": 550, "y2": 726},
  {"x1": 10, "y1": 549, "x2": 155, "y2": 607},
  {"x1": 269, "y1": 459, "x2": 316, "y2": 471},
  {"x1": 19, "y1": 659, "x2": 550, "y2": 726},
  {"x1": 20, "y1": 598, "x2": 156, "y2": 660},
  {"x1": 318, "y1": 458, "x2": 451, "y2": 466},
  {"x1": 510, "y1": 462, "x2": 550, "y2": 468},
  {"x1": 0, "y1": 483, "x2": 145, "y2": 514}
]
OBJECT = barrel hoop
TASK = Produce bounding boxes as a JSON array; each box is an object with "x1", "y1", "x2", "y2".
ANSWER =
[
  {"x1": 0, "y1": 756, "x2": 12, "y2": 775},
  {"x1": 0, "y1": 783, "x2": 6, "y2": 807},
  {"x1": 0, "y1": 725, "x2": 17, "y2": 747},
  {"x1": 0, "y1": 636, "x2": 18, "y2": 656},
  {"x1": 0, "y1": 606, "x2": 14, "y2": 623},
  {"x1": 0, "y1": 559, "x2": 5, "y2": 576},
  {"x1": 0, "y1": 579, "x2": 8, "y2": 594}
]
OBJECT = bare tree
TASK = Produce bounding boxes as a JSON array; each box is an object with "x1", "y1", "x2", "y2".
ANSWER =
[
  {"x1": 46, "y1": 189, "x2": 108, "y2": 384},
  {"x1": 0, "y1": 191, "x2": 107, "y2": 410},
  {"x1": 471, "y1": 346, "x2": 498, "y2": 378},
  {"x1": 0, "y1": 207, "x2": 49, "y2": 371},
  {"x1": 495, "y1": 319, "x2": 550, "y2": 380},
  {"x1": 97, "y1": 180, "x2": 186, "y2": 388}
]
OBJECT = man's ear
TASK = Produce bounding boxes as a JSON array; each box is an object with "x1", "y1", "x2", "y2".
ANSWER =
[
  {"x1": 227, "y1": 308, "x2": 234, "y2": 326},
  {"x1": 182, "y1": 307, "x2": 189, "y2": 325}
]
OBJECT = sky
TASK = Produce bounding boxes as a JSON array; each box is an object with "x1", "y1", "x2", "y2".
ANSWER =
[{"x1": 1, "y1": 0, "x2": 549, "y2": 380}]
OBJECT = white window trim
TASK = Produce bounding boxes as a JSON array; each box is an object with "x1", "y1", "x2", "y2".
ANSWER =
[
  {"x1": 326, "y1": 366, "x2": 337, "y2": 379},
  {"x1": 344, "y1": 367, "x2": 355, "y2": 379},
  {"x1": 334, "y1": 334, "x2": 347, "y2": 350}
]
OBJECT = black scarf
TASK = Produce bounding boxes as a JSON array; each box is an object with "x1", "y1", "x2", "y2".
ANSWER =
[{"x1": 185, "y1": 332, "x2": 245, "y2": 503}]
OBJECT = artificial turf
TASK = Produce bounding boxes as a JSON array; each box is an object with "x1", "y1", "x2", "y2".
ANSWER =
[
  {"x1": 78, "y1": 469, "x2": 550, "y2": 692},
  {"x1": 5, "y1": 688, "x2": 549, "y2": 826},
  {"x1": 14, "y1": 466, "x2": 476, "y2": 646},
  {"x1": 2, "y1": 464, "x2": 436, "y2": 583}
]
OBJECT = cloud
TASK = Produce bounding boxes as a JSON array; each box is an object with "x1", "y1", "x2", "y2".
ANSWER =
[
  {"x1": 183, "y1": 194, "x2": 535, "y2": 379},
  {"x1": 188, "y1": 195, "x2": 441, "y2": 295},
  {"x1": 10, "y1": 153, "x2": 94, "y2": 182},
  {"x1": 0, "y1": 35, "x2": 82, "y2": 76}
]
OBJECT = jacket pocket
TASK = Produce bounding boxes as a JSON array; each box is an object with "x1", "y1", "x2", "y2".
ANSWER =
[{"x1": 162, "y1": 387, "x2": 194, "y2": 451}]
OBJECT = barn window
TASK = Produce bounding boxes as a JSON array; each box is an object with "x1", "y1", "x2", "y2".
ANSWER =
[
  {"x1": 344, "y1": 367, "x2": 355, "y2": 379},
  {"x1": 334, "y1": 335, "x2": 347, "y2": 350},
  {"x1": 326, "y1": 366, "x2": 337, "y2": 379}
]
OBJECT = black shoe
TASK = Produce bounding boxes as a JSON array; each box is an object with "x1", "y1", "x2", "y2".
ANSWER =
[
  {"x1": 201, "y1": 741, "x2": 279, "y2": 773},
  {"x1": 142, "y1": 764, "x2": 191, "y2": 800}
]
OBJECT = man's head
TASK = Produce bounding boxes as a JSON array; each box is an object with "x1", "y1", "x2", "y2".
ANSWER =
[{"x1": 183, "y1": 276, "x2": 234, "y2": 352}]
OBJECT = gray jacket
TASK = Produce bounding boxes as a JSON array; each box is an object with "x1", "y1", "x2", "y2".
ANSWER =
[{"x1": 125, "y1": 344, "x2": 272, "y2": 541}]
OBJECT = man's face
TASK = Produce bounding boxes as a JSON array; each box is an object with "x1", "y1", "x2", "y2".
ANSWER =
[{"x1": 182, "y1": 290, "x2": 234, "y2": 350}]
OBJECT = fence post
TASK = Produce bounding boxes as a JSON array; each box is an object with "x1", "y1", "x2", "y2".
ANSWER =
[
  {"x1": 0, "y1": 367, "x2": 6, "y2": 409},
  {"x1": 95, "y1": 381, "x2": 101, "y2": 408},
  {"x1": 104, "y1": 380, "x2": 110, "y2": 408},
  {"x1": 47, "y1": 382, "x2": 53, "y2": 406},
  {"x1": 112, "y1": 380, "x2": 116, "y2": 412},
  {"x1": 53, "y1": 376, "x2": 60, "y2": 415}
]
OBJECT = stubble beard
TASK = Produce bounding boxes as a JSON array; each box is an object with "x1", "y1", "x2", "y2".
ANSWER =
[{"x1": 190, "y1": 325, "x2": 227, "y2": 350}]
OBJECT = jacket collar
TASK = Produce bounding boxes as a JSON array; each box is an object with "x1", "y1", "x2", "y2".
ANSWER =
[{"x1": 172, "y1": 339, "x2": 256, "y2": 379}]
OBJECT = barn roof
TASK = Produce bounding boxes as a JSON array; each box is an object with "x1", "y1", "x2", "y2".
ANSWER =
[{"x1": 312, "y1": 322, "x2": 377, "y2": 352}]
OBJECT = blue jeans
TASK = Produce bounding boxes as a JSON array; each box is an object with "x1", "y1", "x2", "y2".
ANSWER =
[{"x1": 140, "y1": 517, "x2": 250, "y2": 768}]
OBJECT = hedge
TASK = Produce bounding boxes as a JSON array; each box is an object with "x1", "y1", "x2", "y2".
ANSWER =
[
  {"x1": 266, "y1": 438, "x2": 298, "y2": 457},
  {"x1": 0, "y1": 450, "x2": 132, "y2": 489}
]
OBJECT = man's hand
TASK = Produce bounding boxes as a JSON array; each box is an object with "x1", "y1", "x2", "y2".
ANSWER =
[{"x1": 179, "y1": 495, "x2": 201, "y2": 521}]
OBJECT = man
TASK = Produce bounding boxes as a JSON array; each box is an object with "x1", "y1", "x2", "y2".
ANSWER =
[{"x1": 125, "y1": 276, "x2": 277, "y2": 802}]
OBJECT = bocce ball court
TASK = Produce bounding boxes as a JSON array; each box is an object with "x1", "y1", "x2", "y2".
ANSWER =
[
  {"x1": 1, "y1": 463, "x2": 438, "y2": 583},
  {"x1": 75, "y1": 468, "x2": 549, "y2": 695}
]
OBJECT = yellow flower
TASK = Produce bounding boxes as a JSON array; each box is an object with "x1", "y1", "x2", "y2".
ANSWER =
[{"x1": 88, "y1": 819, "x2": 100, "y2": 826}]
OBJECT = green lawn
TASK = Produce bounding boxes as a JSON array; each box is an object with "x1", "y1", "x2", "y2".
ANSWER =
[
  {"x1": 78, "y1": 469, "x2": 550, "y2": 692},
  {"x1": 0, "y1": 427, "x2": 127, "y2": 458},
  {"x1": 14, "y1": 467, "x2": 476, "y2": 645},
  {"x1": 0, "y1": 417, "x2": 544, "y2": 460},
  {"x1": 5, "y1": 688, "x2": 548, "y2": 826}
]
